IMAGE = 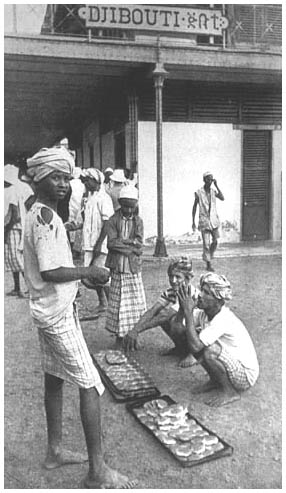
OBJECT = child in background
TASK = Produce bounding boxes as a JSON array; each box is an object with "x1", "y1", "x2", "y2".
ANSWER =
[{"x1": 105, "y1": 185, "x2": 146, "y2": 347}]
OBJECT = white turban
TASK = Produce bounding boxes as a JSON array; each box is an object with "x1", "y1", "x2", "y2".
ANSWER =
[
  {"x1": 200, "y1": 273, "x2": 232, "y2": 301},
  {"x1": 26, "y1": 147, "x2": 75, "y2": 183},
  {"x1": 4, "y1": 164, "x2": 19, "y2": 185},
  {"x1": 83, "y1": 168, "x2": 104, "y2": 184}
]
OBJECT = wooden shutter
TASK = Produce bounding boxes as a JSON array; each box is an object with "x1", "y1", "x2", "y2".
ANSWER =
[
  {"x1": 243, "y1": 130, "x2": 270, "y2": 206},
  {"x1": 241, "y1": 91, "x2": 281, "y2": 124}
]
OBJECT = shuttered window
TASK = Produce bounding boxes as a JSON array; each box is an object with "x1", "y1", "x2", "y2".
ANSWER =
[
  {"x1": 138, "y1": 82, "x2": 281, "y2": 125},
  {"x1": 243, "y1": 130, "x2": 271, "y2": 205},
  {"x1": 241, "y1": 91, "x2": 281, "y2": 124},
  {"x1": 232, "y1": 5, "x2": 282, "y2": 45}
]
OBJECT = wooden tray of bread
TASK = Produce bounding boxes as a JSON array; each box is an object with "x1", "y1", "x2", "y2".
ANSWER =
[
  {"x1": 126, "y1": 395, "x2": 233, "y2": 467},
  {"x1": 92, "y1": 350, "x2": 160, "y2": 402}
]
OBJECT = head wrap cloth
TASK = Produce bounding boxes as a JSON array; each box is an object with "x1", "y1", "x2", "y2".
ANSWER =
[
  {"x1": 26, "y1": 147, "x2": 75, "y2": 183},
  {"x1": 200, "y1": 273, "x2": 232, "y2": 301},
  {"x1": 82, "y1": 168, "x2": 104, "y2": 184},
  {"x1": 167, "y1": 256, "x2": 193, "y2": 278}
]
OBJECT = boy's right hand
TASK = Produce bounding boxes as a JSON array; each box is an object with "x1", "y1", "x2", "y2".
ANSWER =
[
  {"x1": 87, "y1": 265, "x2": 110, "y2": 285},
  {"x1": 122, "y1": 330, "x2": 139, "y2": 352}
]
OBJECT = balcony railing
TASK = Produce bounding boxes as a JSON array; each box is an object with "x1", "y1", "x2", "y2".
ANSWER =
[{"x1": 5, "y1": 4, "x2": 282, "y2": 51}]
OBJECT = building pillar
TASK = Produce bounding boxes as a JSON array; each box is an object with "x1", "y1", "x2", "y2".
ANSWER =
[
  {"x1": 128, "y1": 91, "x2": 138, "y2": 174},
  {"x1": 152, "y1": 62, "x2": 168, "y2": 257}
]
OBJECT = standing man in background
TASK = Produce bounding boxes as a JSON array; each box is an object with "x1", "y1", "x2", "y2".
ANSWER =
[{"x1": 192, "y1": 172, "x2": 224, "y2": 272}]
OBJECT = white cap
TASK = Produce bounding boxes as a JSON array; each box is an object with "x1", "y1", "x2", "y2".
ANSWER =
[
  {"x1": 104, "y1": 167, "x2": 113, "y2": 174},
  {"x1": 119, "y1": 184, "x2": 138, "y2": 201},
  {"x1": 110, "y1": 169, "x2": 126, "y2": 183},
  {"x1": 203, "y1": 171, "x2": 213, "y2": 178}
]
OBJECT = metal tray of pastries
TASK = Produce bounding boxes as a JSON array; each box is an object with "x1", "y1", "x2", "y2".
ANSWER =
[
  {"x1": 126, "y1": 395, "x2": 233, "y2": 467},
  {"x1": 92, "y1": 350, "x2": 161, "y2": 402}
]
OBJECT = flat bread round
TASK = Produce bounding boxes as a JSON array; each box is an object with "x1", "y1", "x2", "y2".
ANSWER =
[
  {"x1": 173, "y1": 443, "x2": 193, "y2": 457},
  {"x1": 105, "y1": 351, "x2": 128, "y2": 365},
  {"x1": 159, "y1": 404, "x2": 188, "y2": 418},
  {"x1": 203, "y1": 435, "x2": 219, "y2": 446}
]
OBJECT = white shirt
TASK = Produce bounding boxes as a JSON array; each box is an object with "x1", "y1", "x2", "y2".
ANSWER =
[
  {"x1": 194, "y1": 306, "x2": 259, "y2": 385},
  {"x1": 82, "y1": 190, "x2": 114, "y2": 253},
  {"x1": 24, "y1": 202, "x2": 77, "y2": 328}
]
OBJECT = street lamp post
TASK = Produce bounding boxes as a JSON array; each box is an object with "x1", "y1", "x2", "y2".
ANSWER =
[{"x1": 152, "y1": 61, "x2": 168, "y2": 257}]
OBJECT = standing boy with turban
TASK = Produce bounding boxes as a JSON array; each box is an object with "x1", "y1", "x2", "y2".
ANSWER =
[
  {"x1": 123, "y1": 256, "x2": 199, "y2": 368},
  {"x1": 105, "y1": 184, "x2": 146, "y2": 347},
  {"x1": 24, "y1": 147, "x2": 136, "y2": 488},
  {"x1": 178, "y1": 272, "x2": 259, "y2": 407},
  {"x1": 192, "y1": 172, "x2": 224, "y2": 272}
]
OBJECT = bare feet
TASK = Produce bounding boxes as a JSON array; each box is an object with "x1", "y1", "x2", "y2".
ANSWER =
[
  {"x1": 179, "y1": 353, "x2": 198, "y2": 368},
  {"x1": 83, "y1": 464, "x2": 138, "y2": 489},
  {"x1": 192, "y1": 379, "x2": 220, "y2": 394},
  {"x1": 205, "y1": 389, "x2": 240, "y2": 407},
  {"x1": 43, "y1": 449, "x2": 88, "y2": 470}
]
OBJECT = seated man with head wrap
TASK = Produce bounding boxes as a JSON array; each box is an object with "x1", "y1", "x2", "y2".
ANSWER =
[
  {"x1": 23, "y1": 147, "x2": 136, "y2": 489},
  {"x1": 178, "y1": 272, "x2": 259, "y2": 407},
  {"x1": 122, "y1": 256, "x2": 200, "y2": 368}
]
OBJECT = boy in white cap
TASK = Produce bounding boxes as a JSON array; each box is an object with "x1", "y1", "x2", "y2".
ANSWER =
[
  {"x1": 192, "y1": 172, "x2": 224, "y2": 272},
  {"x1": 106, "y1": 168, "x2": 127, "y2": 211},
  {"x1": 105, "y1": 184, "x2": 147, "y2": 346},
  {"x1": 24, "y1": 147, "x2": 136, "y2": 488}
]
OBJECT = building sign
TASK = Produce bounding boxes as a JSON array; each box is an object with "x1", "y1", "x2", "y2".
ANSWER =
[{"x1": 78, "y1": 5, "x2": 229, "y2": 35}]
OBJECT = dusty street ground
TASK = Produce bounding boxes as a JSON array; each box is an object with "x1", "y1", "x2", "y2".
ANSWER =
[{"x1": 4, "y1": 254, "x2": 282, "y2": 489}]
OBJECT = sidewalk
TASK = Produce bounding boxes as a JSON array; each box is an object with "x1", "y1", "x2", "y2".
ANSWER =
[{"x1": 143, "y1": 240, "x2": 282, "y2": 262}]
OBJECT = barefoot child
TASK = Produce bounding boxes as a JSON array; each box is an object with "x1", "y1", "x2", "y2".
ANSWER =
[
  {"x1": 105, "y1": 184, "x2": 146, "y2": 347},
  {"x1": 178, "y1": 272, "x2": 259, "y2": 407},
  {"x1": 24, "y1": 147, "x2": 136, "y2": 488}
]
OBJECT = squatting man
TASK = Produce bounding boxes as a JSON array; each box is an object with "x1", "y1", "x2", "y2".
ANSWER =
[
  {"x1": 124, "y1": 262, "x2": 259, "y2": 407},
  {"x1": 178, "y1": 272, "x2": 259, "y2": 407}
]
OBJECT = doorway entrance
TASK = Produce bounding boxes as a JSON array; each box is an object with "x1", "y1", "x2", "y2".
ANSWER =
[{"x1": 242, "y1": 130, "x2": 271, "y2": 240}]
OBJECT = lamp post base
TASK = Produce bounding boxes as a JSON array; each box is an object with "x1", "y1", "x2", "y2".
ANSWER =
[{"x1": 153, "y1": 237, "x2": 168, "y2": 257}]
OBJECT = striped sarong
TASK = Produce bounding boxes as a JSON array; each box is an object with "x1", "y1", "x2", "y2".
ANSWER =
[
  {"x1": 218, "y1": 346, "x2": 251, "y2": 391},
  {"x1": 5, "y1": 229, "x2": 24, "y2": 272},
  {"x1": 106, "y1": 271, "x2": 147, "y2": 337},
  {"x1": 37, "y1": 303, "x2": 105, "y2": 393}
]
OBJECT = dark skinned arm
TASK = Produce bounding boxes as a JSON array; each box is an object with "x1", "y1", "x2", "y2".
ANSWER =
[
  {"x1": 177, "y1": 284, "x2": 204, "y2": 354},
  {"x1": 41, "y1": 264, "x2": 109, "y2": 285},
  {"x1": 192, "y1": 194, "x2": 199, "y2": 231},
  {"x1": 213, "y1": 179, "x2": 224, "y2": 201},
  {"x1": 122, "y1": 303, "x2": 175, "y2": 352}
]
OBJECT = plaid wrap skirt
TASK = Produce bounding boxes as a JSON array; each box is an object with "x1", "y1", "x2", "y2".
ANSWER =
[
  {"x1": 5, "y1": 229, "x2": 24, "y2": 272},
  {"x1": 106, "y1": 271, "x2": 147, "y2": 338},
  {"x1": 37, "y1": 303, "x2": 105, "y2": 393},
  {"x1": 218, "y1": 346, "x2": 251, "y2": 391}
]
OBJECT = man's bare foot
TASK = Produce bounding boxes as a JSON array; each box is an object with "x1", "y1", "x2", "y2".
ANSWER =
[
  {"x1": 179, "y1": 353, "x2": 198, "y2": 368},
  {"x1": 83, "y1": 464, "x2": 138, "y2": 489},
  {"x1": 192, "y1": 379, "x2": 220, "y2": 394},
  {"x1": 205, "y1": 390, "x2": 240, "y2": 407},
  {"x1": 43, "y1": 449, "x2": 88, "y2": 470}
]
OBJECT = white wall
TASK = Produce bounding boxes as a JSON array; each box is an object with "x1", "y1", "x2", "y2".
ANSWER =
[
  {"x1": 271, "y1": 130, "x2": 282, "y2": 240},
  {"x1": 138, "y1": 122, "x2": 241, "y2": 243}
]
